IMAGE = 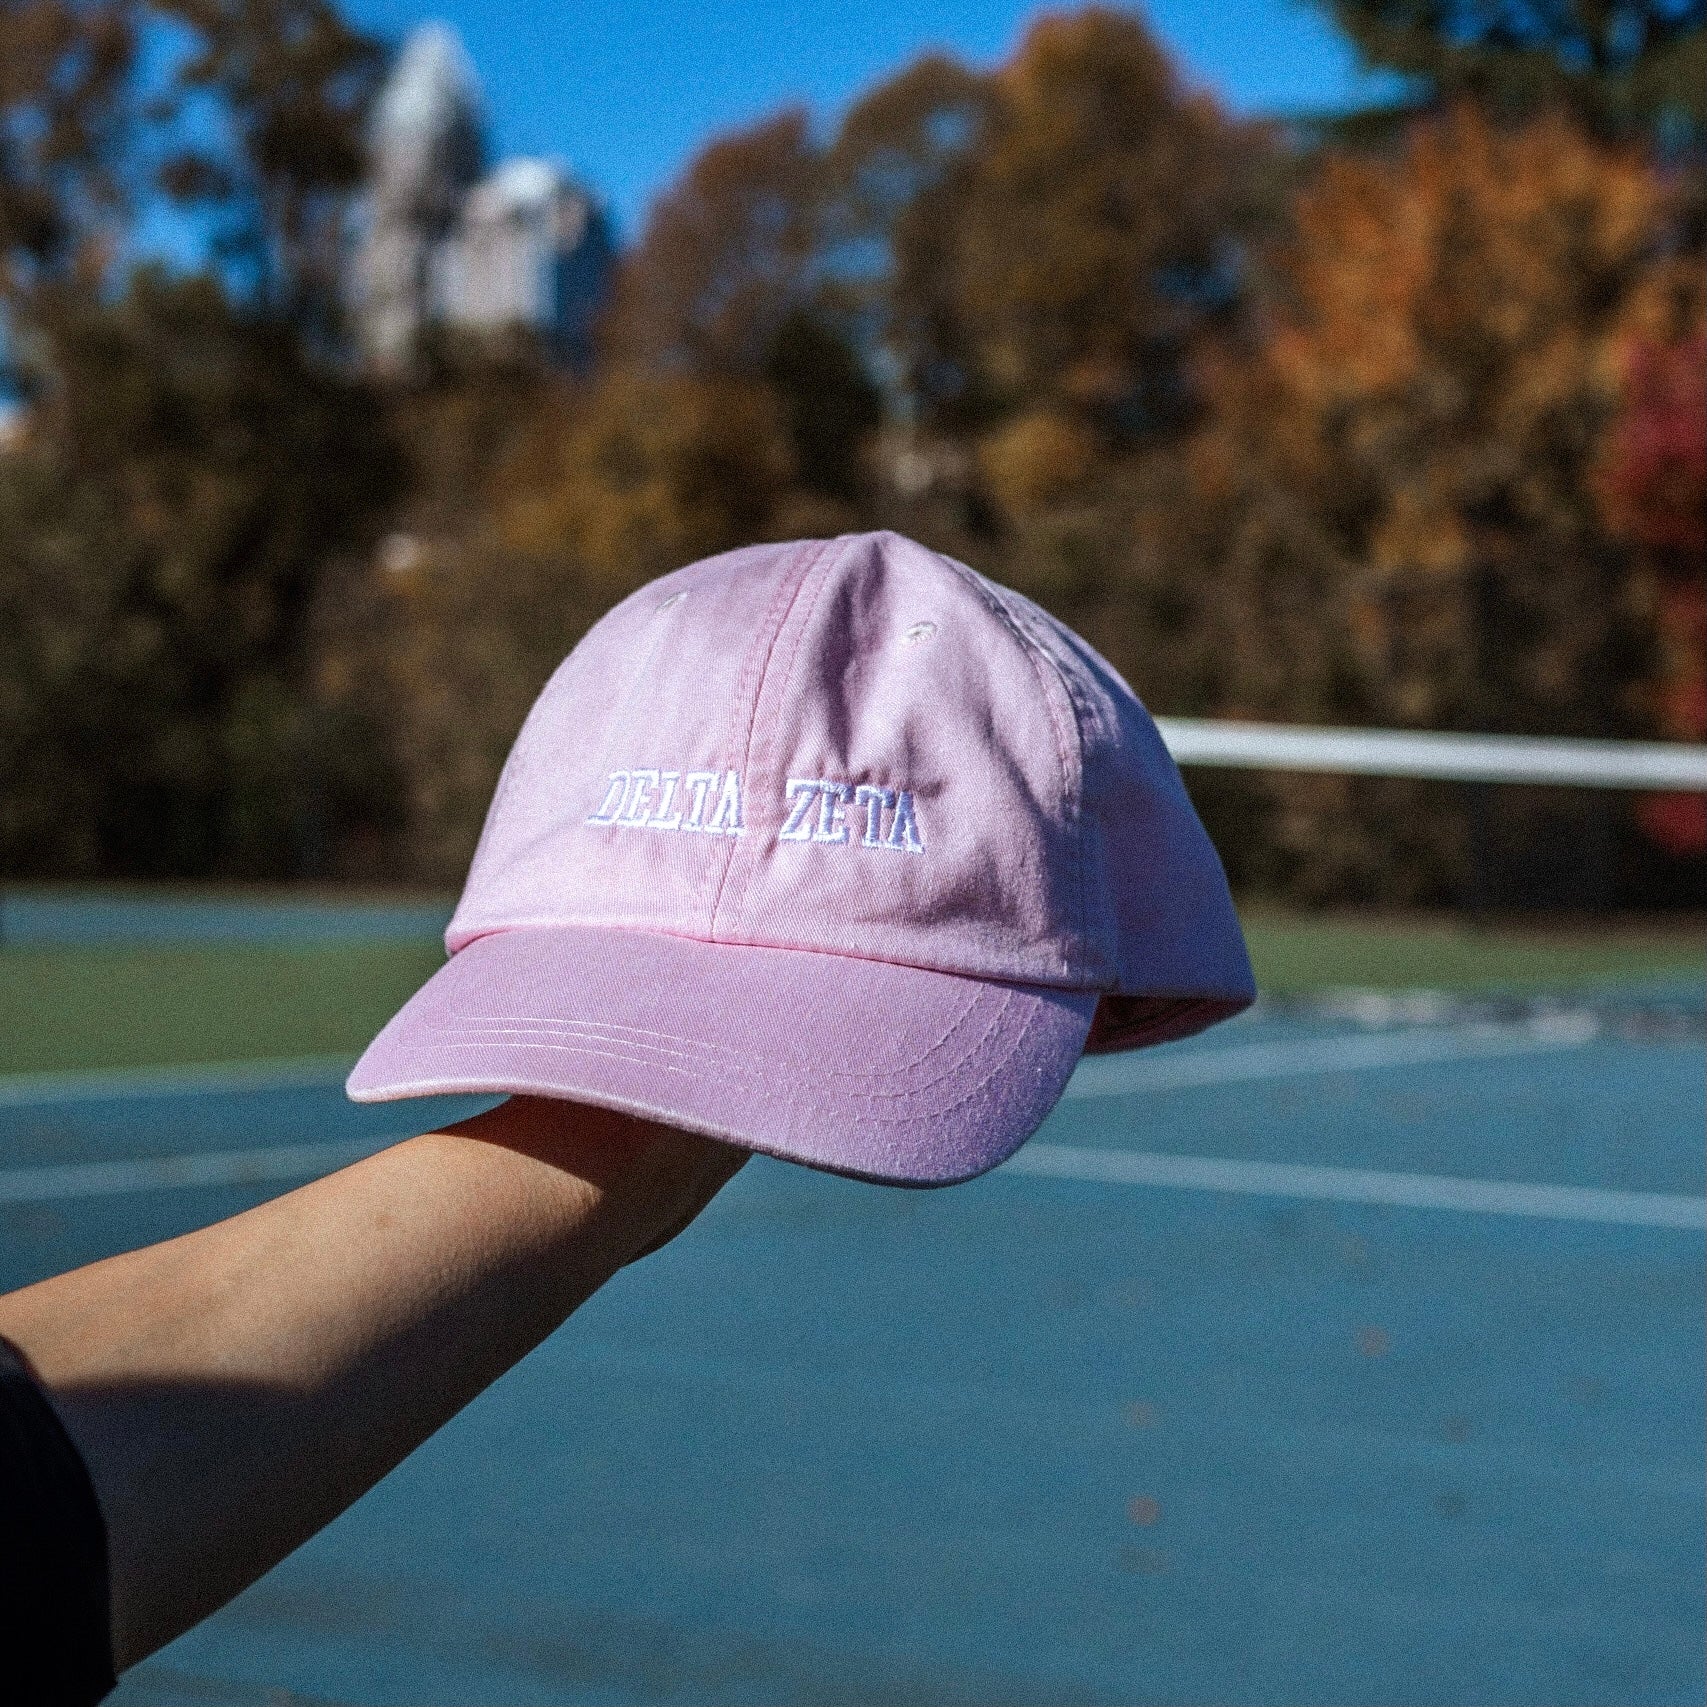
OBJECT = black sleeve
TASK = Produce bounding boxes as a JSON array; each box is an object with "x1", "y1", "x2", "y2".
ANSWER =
[{"x1": 0, "y1": 1332, "x2": 117, "y2": 1706}]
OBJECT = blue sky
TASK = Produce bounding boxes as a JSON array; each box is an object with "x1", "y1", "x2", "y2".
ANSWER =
[{"x1": 343, "y1": 0, "x2": 1398, "y2": 239}]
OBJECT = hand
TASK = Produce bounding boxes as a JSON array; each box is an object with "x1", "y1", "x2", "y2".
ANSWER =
[{"x1": 440, "y1": 1094, "x2": 749, "y2": 1266}]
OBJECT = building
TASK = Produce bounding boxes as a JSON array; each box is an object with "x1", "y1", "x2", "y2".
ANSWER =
[{"x1": 351, "y1": 22, "x2": 613, "y2": 372}]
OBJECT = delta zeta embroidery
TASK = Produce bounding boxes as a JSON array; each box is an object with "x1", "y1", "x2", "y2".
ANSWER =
[
  {"x1": 586, "y1": 768, "x2": 745, "y2": 835},
  {"x1": 587, "y1": 768, "x2": 924, "y2": 852},
  {"x1": 778, "y1": 778, "x2": 924, "y2": 852}
]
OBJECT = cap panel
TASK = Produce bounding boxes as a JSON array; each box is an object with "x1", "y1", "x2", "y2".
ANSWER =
[
  {"x1": 999, "y1": 588, "x2": 1256, "y2": 1012},
  {"x1": 713, "y1": 532, "x2": 1101, "y2": 987},
  {"x1": 358, "y1": 527, "x2": 1257, "y2": 1185},
  {"x1": 446, "y1": 540, "x2": 823, "y2": 951}
]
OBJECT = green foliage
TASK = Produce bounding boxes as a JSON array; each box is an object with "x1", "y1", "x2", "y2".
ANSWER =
[
  {"x1": 0, "y1": 271, "x2": 400, "y2": 876},
  {"x1": 1316, "y1": 0, "x2": 1707, "y2": 139},
  {"x1": 0, "y1": 0, "x2": 134, "y2": 288},
  {"x1": 0, "y1": 0, "x2": 1700, "y2": 911},
  {"x1": 155, "y1": 0, "x2": 385, "y2": 324}
]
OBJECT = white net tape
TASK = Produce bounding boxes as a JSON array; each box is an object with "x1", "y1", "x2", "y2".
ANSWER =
[{"x1": 1155, "y1": 719, "x2": 1707, "y2": 791}]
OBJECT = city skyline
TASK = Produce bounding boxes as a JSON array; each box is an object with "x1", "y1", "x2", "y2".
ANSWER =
[{"x1": 342, "y1": 0, "x2": 1399, "y2": 240}]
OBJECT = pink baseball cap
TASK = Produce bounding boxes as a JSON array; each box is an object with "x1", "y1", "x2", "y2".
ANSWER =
[{"x1": 348, "y1": 531, "x2": 1253, "y2": 1184}]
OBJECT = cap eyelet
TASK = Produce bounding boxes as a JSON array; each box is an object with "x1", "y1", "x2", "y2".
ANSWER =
[
  {"x1": 658, "y1": 591, "x2": 688, "y2": 612},
  {"x1": 901, "y1": 621, "x2": 937, "y2": 646}
]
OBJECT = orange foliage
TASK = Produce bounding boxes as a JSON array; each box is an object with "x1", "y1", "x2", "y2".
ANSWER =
[
  {"x1": 491, "y1": 368, "x2": 794, "y2": 585},
  {"x1": 600, "y1": 110, "x2": 820, "y2": 378},
  {"x1": 978, "y1": 409, "x2": 1100, "y2": 517},
  {"x1": 954, "y1": 7, "x2": 1244, "y2": 414},
  {"x1": 1199, "y1": 105, "x2": 1687, "y2": 740},
  {"x1": 1599, "y1": 321, "x2": 1707, "y2": 852}
]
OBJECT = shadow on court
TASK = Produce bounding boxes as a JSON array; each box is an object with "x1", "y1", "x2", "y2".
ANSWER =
[{"x1": 1, "y1": 982, "x2": 1700, "y2": 1706}]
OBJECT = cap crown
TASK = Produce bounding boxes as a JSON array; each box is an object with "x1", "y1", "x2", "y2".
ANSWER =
[{"x1": 451, "y1": 532, "x2": 1251, "y2": 1014}]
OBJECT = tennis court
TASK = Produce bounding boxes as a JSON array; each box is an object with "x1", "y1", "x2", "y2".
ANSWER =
[{"x1": 2, "y1": 893, "x2": 1701, "y2": 1706}]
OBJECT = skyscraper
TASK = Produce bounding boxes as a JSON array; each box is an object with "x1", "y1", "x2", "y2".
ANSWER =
[{"x1": 351, "y1": 22, "x2": 612, "y2": 372}]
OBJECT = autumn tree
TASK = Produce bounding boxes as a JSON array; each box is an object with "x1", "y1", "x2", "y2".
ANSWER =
[
  {"x1": 490, "y1": 110, "x2": 828, "y2": 575},
  {"x1": 603, "y1": 109, "x2": 820, "y2": 377},
  {"x1": 1181, "y1": 104, "x2": 1701, "y2": 900},
  {"x1": 1317, "y1": 0, "x2": 1707, "y2": 138},
  {"x1": 827, "y1": 10, "x2": 1262, "y2": 461},
  {"x1": 594, "y1": 107, "x2": 878, "y2": 512},
  {"x1": 154, "y1": 0, "x2": 385, "y2": 332},
  {"x1": 825, "y1": 53, "x2": 997, "y2": 429},
  {"x1": 0, "y1": 0, "x2": 134, "y2": 302},
  {"x1": 0, "y1": 0, "x2": 396, "y2": 877},
  {"x1": 955, "y1": 11, "x2": 1249, "y2": 435},
  {"x1": 1597, "y1": 278, "x2": 1707, "y2": 860}
]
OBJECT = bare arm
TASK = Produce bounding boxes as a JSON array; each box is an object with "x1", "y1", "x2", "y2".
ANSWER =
[{"x1": 0, "y1": 1096, "x2": 746, "y2": 1673}]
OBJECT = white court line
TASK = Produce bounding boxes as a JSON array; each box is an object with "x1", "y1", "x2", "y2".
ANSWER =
[
  {"x1": 1003, "y1": 1144, "x2": 1706, "y2": 1230},
  {"x1": 1063, "y1": 1021, "x2": 1600, "y2": 1099},
  {"x1": 0, "y1": 1055, "x2": 355, "y2": 1107},
  {"x1": 0, "y1": 1017, "x2": 1633, "y2": 1110},
  {"x1": 0, "y1": 1140, "x2": 378, "y2": 1204},
  {"x1": 0, "y1": 1024, "x2": 1695, "y2": 1222},
  {"x1": 1, "y1": 1132, "x2": 1699, "y2": 1230}
]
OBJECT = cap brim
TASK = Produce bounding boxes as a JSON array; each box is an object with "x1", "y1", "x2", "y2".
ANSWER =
[{"x1": 346, "y1": 925, "x2": 1097, "y2": 1185}]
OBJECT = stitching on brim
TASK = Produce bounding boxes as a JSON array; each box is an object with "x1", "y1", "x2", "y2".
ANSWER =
[
  {"x1": 408, "y1": 984, "x2": 1025, "y2": 1103},
  {"x1": 384, "y1": 996, "x2": 1051, "y2": 1128},
  {"x1": 450, "y1": 917, "x2": 1095, "y2": 995},
  {"x1": 422, "y1": 928, "x2": 1006, "y2": 1083}
]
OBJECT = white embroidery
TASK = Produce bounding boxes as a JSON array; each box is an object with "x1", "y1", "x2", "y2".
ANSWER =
[
  {"x1": 779, "y1": 779, "x2": 819, "y2": 842},
  {"x1": 588, "y1": 767, "x2": 743, "y2": 836},
  {"x1": 853, "y1": 784, "x2": 895, "y2": 848},
  {"x1": 651, "y1": 771, "x2": 683, "y2": 830},
  {"x1": 814, "y1": 781, "x2": 851, "y2": 843},
  {"x1": 621, "y1": 768, "x2": 659, "y2": 825},
  {"x1": 777, "y1": 778, "x2": 924, "y2": 853},
  {"x1": 587, "y1": 771, "x2": 630, "y2": 825},
  {"x1": 887, "y1": 790, "x2": 925, "y2": 853},
  {"x1": 681, "y1": 771, "x2": 718, "y2": 831},
  {"x1": 591, "y1": 767, "x2": 920, "y2": 850},
  {"x1": 706, "y1": 769, "x2": 745, "y2": 836}
]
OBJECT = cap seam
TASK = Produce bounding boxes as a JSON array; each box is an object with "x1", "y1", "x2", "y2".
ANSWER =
[
  {"x1": 932, "y1": 554, "x2": 1088, "y2": 981},
  {"x1": 704, "y1": 536, "x2": 839, "y2": 938},
  {"x1": 709, "y1": 532, "x2": 850, "y2": 939},
  {"x1": 992, "y1": 588, "x2": 1112, "y2": 986}
]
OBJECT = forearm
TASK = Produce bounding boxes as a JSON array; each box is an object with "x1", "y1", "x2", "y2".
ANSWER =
[{"x1": 0, "y1": 1099, "x2": 742, "y2": 1672}]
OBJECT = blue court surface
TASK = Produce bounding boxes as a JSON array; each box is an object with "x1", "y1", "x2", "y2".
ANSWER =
[{"x1": 2, "y1": 991, "x2": 1702, "y2": 1705}]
